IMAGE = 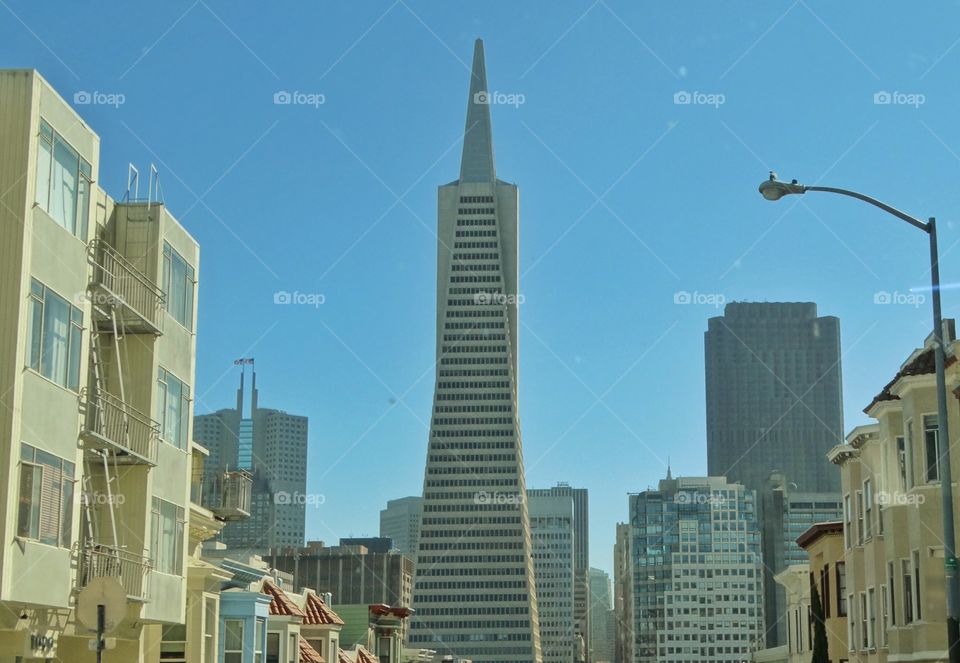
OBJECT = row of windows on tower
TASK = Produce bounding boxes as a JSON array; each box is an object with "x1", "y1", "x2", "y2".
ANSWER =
[
  {"x1": 457, "y1": 207, "x2": 495, "y2": 214},
  {"x1": 434, "y1": 404, "x2": 512, "y2": 413},
  {"x1": 454, "y1": 241, "x2": 498, "y2": 249},
  {"x1": 459, "y1": 195, "x2": 494, "y2": 203},
  {"x1": 448, "y1": 276, "x2": 501, "y2": 284}
]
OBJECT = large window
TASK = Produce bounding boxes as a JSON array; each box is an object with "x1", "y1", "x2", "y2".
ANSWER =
[
  {"x1": 905, "y1": 421, "x2": 916, "y2": 489},
  {"x1": 860, "y1": 592, "x2": 869, "y2": 650},
  {"x1": 896, "y1": 435, "x2": 907, "y2": 490},
  {"x1": 17, "y1": 443, "x2": 75, "y2": 547},
  {"x1": 288, "y1": 634, "x2": 298, "y2": 663},
  {"x1": 27, "y1": 279, "x2": 83, "y2": 390},
  {"x1": 224, "y1": 620, "x2": 244, "y2": 663},
  {"x1": 35, "y1": 119, "x2": 91, "y2": 239},
  {"x1": 888, "y1": 561, "x2": 897, "y2": 626},
  {"x1": 924, "y1": 415, "x2": 940, "y2": 483},
  {"x1": 856, "y1": 491, "x2": 865, "y2": 545},
  {"x1": 204, "y1": 598, "x2": 217, "y2": 663},
  {"x1": 160, "y1": 624, "x2": 187, "y2": 663},
  {"x1": 880, "y1": 584, "x2": 889, "y2": 647},
  {"x1": 913, "y1": 550, "x2": 922, "y2": 621},
  {"x1": 837, "y1": 562, "x2": 847, "y2": 616},
  {"x1": 151, "y1": 497, "x2": 184, "y2": 574},
  {"x1": 843, "y1": 494, "x2": 852, "y2": 549},
  {"x1": 902, "y1": 559, "x2": 914, "y2": 624},
  {"x1": 867, "y1": 587, "x2": 876, "y2": 650},
  {"x1": 255, "y1": 619, "x2": 265, "y2": 663},
  {"x1": 821, "y1": 564, "x2": 831, "y2": 618},
  {"x1": 847, "y1": 594, "x2": 855, "y2": 652},
  {"x1": 268, "y1": 632, "x2": 280, "y2": 663},
  {"x1": 863, "y1": 480, "x2": 873, "y2": 540},
  {"x1": 162, "y1": 242, "x2": 195, "y2": 330},
  {"x1": 157, "y1": 367, "x2": 190, "y2": 450}
]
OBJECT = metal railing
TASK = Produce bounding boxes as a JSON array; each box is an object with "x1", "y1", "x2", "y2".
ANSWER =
[
  {"x1": 82, "y1": 387, "x2": 159, "y2": 464},
  {"x1": 88, "y1": 238, "x2": 165, "y2": 331},
  {"x1": 199, "y1": 469, "x2": 253, "y2": 520},
  {"x1": 78, "y1": 543, "x2": 151, "y2": 600}
]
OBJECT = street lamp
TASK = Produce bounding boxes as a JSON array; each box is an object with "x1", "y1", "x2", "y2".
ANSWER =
[{"x1": 757, "y1": 171, "x2": 960, "y2": 663}]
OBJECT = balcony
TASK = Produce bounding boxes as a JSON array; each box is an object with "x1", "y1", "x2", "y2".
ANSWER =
[
  {"x1": 78, "y1": 543, "x2": 151, "y2": 601},
  {"x1": 81, "y1": 387, "x2": 159, "y2": 465},
  {"x1": 194, "y1": 469, "x2": 253, "y2": 521},
  {"x1": 88, "y1": 238, "x2": 165, "y2": 335}
]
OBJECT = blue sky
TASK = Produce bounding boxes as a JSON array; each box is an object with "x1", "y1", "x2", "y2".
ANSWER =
[{"x1": 7, "y1": 1, "x2": 960, "y2": 573}]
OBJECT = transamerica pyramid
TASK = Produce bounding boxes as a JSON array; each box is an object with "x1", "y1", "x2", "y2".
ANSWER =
[{"x1": 409, "y1": 39, "x2": 543, "y2": 663}]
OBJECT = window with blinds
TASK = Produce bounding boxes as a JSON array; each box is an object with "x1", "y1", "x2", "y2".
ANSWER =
[{"x1": 17, "y1": 443, "x2": 75, "y2": 547}]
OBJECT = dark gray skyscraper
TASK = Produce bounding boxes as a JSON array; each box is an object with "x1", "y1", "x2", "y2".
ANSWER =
[
  {"x1": 409, "y1": 39, "x2": 542, "y2": 663},
  {"x1": 194, "y1": 364, "x2": 308, "y2": 553},
  {"x1": 705, "y1": 302, "x2": 843, "y2": 493}
]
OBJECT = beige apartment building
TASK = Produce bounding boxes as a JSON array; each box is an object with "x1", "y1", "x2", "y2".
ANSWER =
[
  {"x1": 828, "y1": 331, "x2": 960, "y2": 663},
  {"x1": 0, "y1": 69, "x2": 200, "y2": 661}
]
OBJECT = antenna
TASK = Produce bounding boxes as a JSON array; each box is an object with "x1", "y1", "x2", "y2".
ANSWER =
[{"x1": 125, "y1": 164, "x2": 139, "y2": 202}]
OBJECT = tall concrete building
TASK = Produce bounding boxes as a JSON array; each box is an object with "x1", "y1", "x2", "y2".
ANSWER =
[
  {"x1": 409, "y1": 39, "x2": 542, "y2": 663},
  {"x1": 628, "y1": 476, "x2": 764, "y2": 663},
  {"x1": 588, "y1": 568, "x2": 615, "y2": 663},
  {"x1": 758, "y1": 471, "x2": 842, "y2": 647},
  {"x1": 705, "y1": 302, "x2": 843, "y2": 494},
  {"x1": 529, "y1": 493, "x2": 577, "y2": 663},
  {"x1": 193, "y1": 365, "x2": 308, "y2": 553},
  {"x1": 613, "y1": 524, "x2": 633, "y2": 663},
  {"x1": 0, "y1": 69, "x2": 201, "y2": 660},
  {"x1": 530, "y1": 483, "x2": 590, "y2": 661},
  {"x1": 380, "y1": 496, "x2": 422, "y2": 557}
]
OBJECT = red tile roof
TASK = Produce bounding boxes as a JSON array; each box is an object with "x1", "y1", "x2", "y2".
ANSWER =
[
  {"x1": 262, "y1": 578, "x2": 306, "y2": 618},
  {"x1": 338, "y1": 648, "x2": 352, "y2": 663},
  {"x1": 300, "y1": 638, "x2": 323, "y2": 663},
  {"x1": 304, "y1": 592, "x2": 345, "y2": 626},
  {"x1": 356, "y1": 647, "x2": 379, "y2": 663}
]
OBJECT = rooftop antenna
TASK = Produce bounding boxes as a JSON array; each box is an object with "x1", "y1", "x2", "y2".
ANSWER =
[
  {"x1": 666, "y1": 457, "x2": 672, "y2": 480},
  {"x1": 125, "y1": 164, "x2": 139, "y2": 202}
]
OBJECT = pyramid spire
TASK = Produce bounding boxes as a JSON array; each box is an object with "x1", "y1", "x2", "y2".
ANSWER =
[{"x1": 459, "y1": 39, "x2": 496, "y2": 183}]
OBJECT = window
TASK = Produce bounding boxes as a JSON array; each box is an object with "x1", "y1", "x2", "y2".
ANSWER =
[
  {"x1": 160, "y1": 624, "x2": 187, "y2": 663},
  {"x1": 267, "y1": 632, "x2": 280, "y2": 663},
  {"x1": 888, "y1": 561, "x2": 897, "y2": 627},
  {"x1": 162, "y1": 242, "x2": 195, "y2": 330},
  {"x1": 880, "y1": 584, "x2": 889, "y2": 647},
  {"x1": 897, "y1": 435, "x2": 907, "y2": 490},
  {"x1": 913, "y1": 550, "x2": 922, "y2": 621},
  {"x1": 906, "y1": 421, "x2": 916, "y2": 489},
  {"x1": 289, "y1": 634, "x2": 298, "y2": 663},
  {"x1": 863, "y1": 480, "x2": 873, "y2": 539},
  {"x1": 27, "y1": 279, "x2": 83, "y2": 390},
  {"x1": 204, "y1": 598, "x2": 217, "y2": 663},
  {"x1": 847, "y1": 594, "x2": 855, "y2": 652},
  {"x1": 924, "y1": 415, "x2": 940, "y2": 482},
  {"x1": 843, "y1": 494, "x2": 852, "y2": 548},
  {"x1": 17, "y1": 444, "x2": 75, "y2": 547},
  {"x1": 157, "y1": 367, "x2": 190, "y2": 450},
  {"x1": 224, "y1": 619, "x2": 243, "y2": 663},
  {"x1": 902, "y1": 559, "x2": 914, "y2": 624},
  {"x1": 255, "y1": 619, "x2": 265, "y2": 663},
  {"x1": 34, "y1": 119, "x2": 91, "y2": 239},
  {"x1": 867, "y1": 587, "x2": 876, "y2": 650},
  {"x1": 856, "y1": 491, "x2": 865, "y2": 545},
  {"x1": 821, "y1": 564, "x2": 831, "y2": 618},
  {"x1": 837, "y1": 562, "x2": 847, "y2": 616},
  {"x1": 151, "y1": 497, "x2": 184, "y2": 574}
]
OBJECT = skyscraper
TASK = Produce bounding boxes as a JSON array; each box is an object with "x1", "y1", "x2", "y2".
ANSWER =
[
  {"x1": 380, "y1": 496, "x2": 423, "y2": 557},
  {"x1": 628, "y1": 476, "x2": 764, "y2": 663},
  {"x1": 588, "y1": 568, "x2": 614, "y2": 663},
  {"x1": 705, "y1": 302, "x2": 843, "y2": 493},
  {"x1": 529, "y1": 492, "x2": 577, "y2": 663},
  {"x1": 529, "y1": 483, "x2": 590, "y2": 661},
  {"x1": 409, "y1": 39, "x2": 542, "y2": 663},
  {"x1": 194, "y1": 365, "x2": 308, "y2": 553}
]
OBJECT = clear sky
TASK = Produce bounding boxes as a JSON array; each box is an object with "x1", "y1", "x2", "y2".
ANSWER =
[{"x1": 7, "y1": 1, "x2": 960, "y2": 574}]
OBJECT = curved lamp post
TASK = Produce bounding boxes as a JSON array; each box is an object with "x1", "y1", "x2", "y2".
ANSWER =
[{"x1": 758, "y1": 172, "x2": 959, "y2": 662}]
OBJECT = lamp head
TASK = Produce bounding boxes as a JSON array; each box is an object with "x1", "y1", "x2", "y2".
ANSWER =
[{"x1": 758, "y1": 171, "x2": 805, "y2": 201}]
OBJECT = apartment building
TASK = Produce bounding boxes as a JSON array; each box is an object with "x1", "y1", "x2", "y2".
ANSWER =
[
  {"x1": 796, "y1": 521, "x2": 848, "y2": 662},
  {"x1": 828, "y1": 330, "x2": 960, "y2": 662},
  {"x1": 0, "y1": 69, "x2": 199, "y2": 661}
]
